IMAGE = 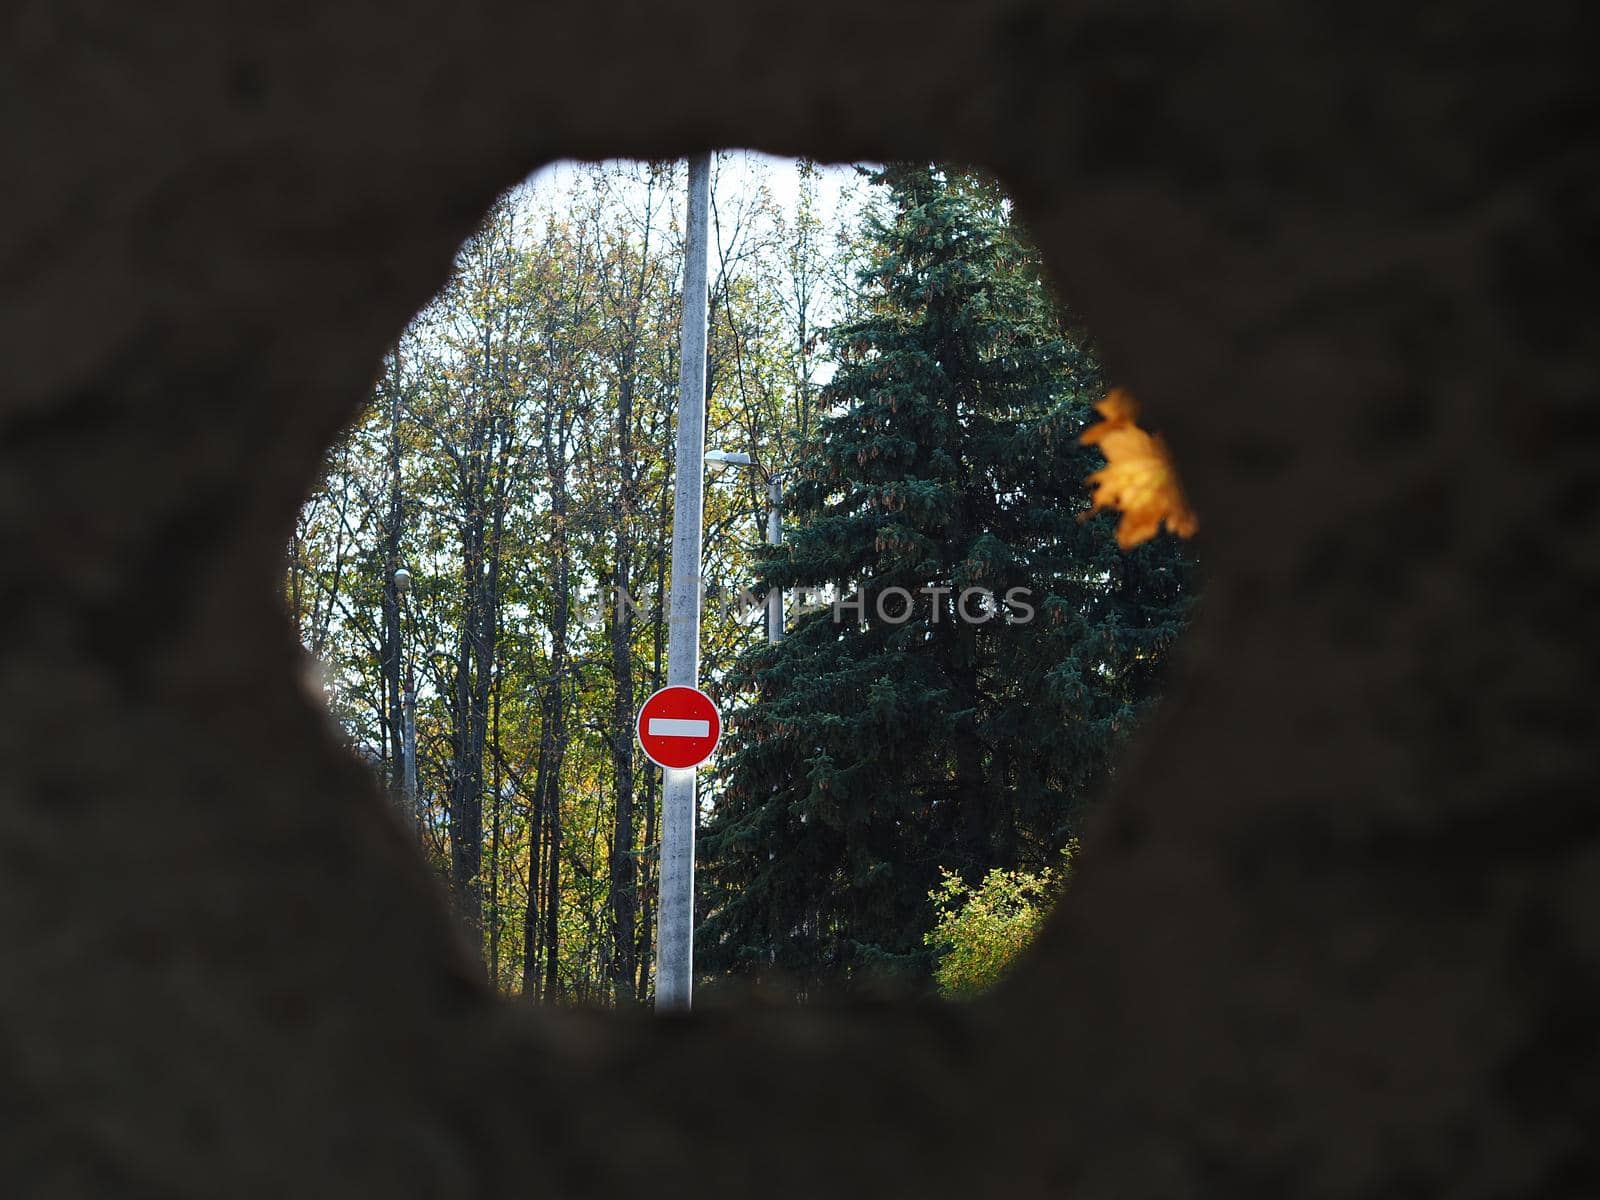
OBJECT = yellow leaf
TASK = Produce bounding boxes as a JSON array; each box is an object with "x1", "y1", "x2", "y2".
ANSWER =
[{"x1": 1080, "y1": 388, "x2": 1198, "y2": 550}]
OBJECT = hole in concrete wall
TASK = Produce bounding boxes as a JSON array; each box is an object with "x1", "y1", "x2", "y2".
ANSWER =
[{"x1": 286, "y1": 152, "x2": 1199, "y2": 1004}]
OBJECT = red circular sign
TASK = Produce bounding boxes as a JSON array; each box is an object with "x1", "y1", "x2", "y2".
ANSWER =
[{"x1": 636, "y1": 685, "x2": 722, "y2": 770}]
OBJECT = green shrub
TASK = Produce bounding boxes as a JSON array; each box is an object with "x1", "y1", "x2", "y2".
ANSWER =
[{"x1": 925, "y1": 841, "x2": 1076, "y2": 997}]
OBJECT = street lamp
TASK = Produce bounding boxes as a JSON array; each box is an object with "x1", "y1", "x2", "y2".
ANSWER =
[
  {"x1": 392, "y1": 567, "x2": 419, "y2": 830},
  {"x1": 706, "y1": 449, "x2": 784, "y2": 644},
  {"x1": 703, "y1": 450, "x2": 753, "y2": 471}
]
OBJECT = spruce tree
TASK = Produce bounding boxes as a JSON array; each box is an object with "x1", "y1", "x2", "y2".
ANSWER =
[{"x1": 699, "y1": 165, "x2": 1193, "y2": 994}]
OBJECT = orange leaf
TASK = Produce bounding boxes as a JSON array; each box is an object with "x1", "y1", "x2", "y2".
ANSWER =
[{"x1": 1080, "y1": 389, "x2": 1198, "y2": 550}]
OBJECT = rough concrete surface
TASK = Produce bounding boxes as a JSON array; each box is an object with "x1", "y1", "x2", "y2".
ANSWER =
[{"x1": 2, "y1": 1, "x2": 1596, "y2": 1196}]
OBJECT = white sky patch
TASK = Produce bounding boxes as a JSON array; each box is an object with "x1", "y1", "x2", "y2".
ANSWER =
[
  {"x1": 522, "y1": 151, "x2": 866, "y2": 220},
  {"x1": 511, "y1": 153, "x2": 865, "y2": 409}
]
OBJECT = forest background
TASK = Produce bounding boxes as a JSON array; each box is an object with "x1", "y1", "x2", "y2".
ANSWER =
[{"x1": 286, "y1": 154, "x2": 1193, "y2": 1006}]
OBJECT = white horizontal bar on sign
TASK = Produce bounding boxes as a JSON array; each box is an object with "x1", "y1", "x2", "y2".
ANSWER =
[{"x1": 648, "y1": 718, "x2": 711, "y2": 739}]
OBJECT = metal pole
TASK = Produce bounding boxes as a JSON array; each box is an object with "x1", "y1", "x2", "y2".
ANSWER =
[
  {"x1": 766, "y1": 474, "x2": 784, "y2": 645},
  {"x1": 656, "y1": 152, "x2": 710, "y2": 1013}
]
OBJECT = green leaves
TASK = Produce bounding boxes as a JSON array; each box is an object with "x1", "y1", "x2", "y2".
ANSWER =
[{"x1": 925, "y1": 841, "x2": 1077, "y2": 998}]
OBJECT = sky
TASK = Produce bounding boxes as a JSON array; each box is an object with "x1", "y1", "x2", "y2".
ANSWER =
[
  {"x1": 522, "y1": 151, "x2": 868, "y2": 225},
  {"x1": 512, "y1": 152, "x2": 868, "y2": 390}
]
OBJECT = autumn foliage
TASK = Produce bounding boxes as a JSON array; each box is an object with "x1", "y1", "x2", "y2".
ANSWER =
[{"x1": 1080, "y1": 389, "x2": 1199, "y2": 549}]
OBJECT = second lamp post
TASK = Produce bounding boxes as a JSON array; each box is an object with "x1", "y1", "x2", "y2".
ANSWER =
[{"x1": 705, "y1": 449, "x2": 784, "y2": 645}]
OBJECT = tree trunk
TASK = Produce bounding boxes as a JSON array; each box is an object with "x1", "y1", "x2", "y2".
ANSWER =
[
  {"x1": 541, "y1": 534, "x2": 570, "y2": 1002},
  {"x1": 636, "y1": 545, "x2": 668, "y2": 1002},
  {"x1": 488, "y1": 648, "x2": 503, "y2": 989},
  {"x1": 522, "y1": 707, "x2": 551, "y2": 1000},
  {"x1": 381, "y1": 351, "x2": 405, "y2": 800},
  {"x1": 608, "y1": 376, "x2": 638, "y2": 1005},
  {"x1": 530, "y1": 399, "x2": 574, "y2": 1002}
]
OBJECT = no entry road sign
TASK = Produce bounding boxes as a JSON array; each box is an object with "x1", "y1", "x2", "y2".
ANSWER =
[{"x1": 636, "y1": 685, "x2": 722, "y2": 770}]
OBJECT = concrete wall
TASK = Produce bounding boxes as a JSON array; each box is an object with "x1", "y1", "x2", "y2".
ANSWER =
[{"x1": 1, "y1": 2, "x2": 1594, "y2": 1195}]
